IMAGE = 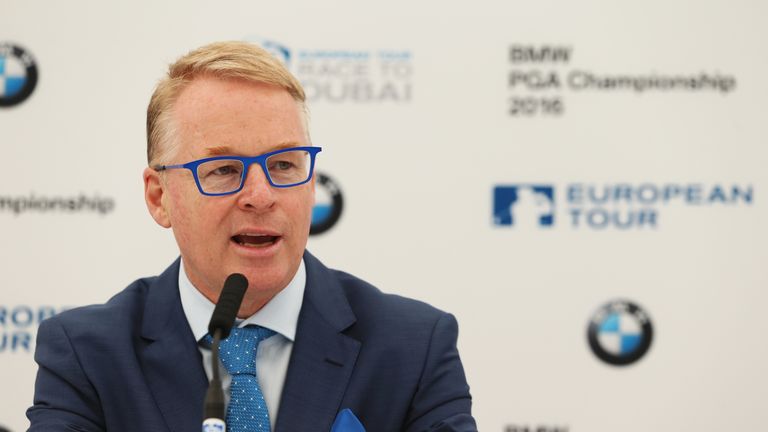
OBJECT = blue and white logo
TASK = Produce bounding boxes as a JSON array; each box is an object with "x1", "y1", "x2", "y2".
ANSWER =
[
  {"x1": 587, "y1": 300, "x2": 653, "y2": 366},
  {"x1": 493, "y1": 185, "x2": 554, "y2": 228},
  {"x1": 311, "y1": 173, "x2": 343, "y2": 235},
  {"x1": 251, "y1": 38, "x2": 291, "y2": 65},
  {"x1": 0, "y1": 43, "x2": 38, "y2": 107},
  {"x1": 493, "y1": 182, "x2": 753, "y2": 230},
  {"x1": 244, "y1": 36, "x2": 413, "y2": 103},
  {"x1": 1, "y1": 305, "x2": 68, "y2": 354}
]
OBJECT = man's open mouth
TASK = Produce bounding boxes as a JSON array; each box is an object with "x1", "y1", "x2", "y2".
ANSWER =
[{"x1": 231, "y1": 234, "x2": 279, "y2": 248}]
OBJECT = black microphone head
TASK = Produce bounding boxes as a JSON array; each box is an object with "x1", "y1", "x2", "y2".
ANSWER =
[{"x1": 208, "y1": 273, "x2": 248, "y2": 339}]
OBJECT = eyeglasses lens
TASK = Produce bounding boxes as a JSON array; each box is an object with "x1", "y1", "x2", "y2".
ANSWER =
[
  {"x1": 196, "y1": 159, "x2": 245, "y2": 194},
  {"x1": 266, "y1": 150, "x2": 311, "y2": 186}
]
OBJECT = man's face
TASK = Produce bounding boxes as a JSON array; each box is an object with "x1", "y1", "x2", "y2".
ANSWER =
[{"x1": 144, "y1": 76, "x2": 314, "y2": 311}]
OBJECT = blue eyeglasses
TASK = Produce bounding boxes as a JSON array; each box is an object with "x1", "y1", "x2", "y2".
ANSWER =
[{"x1": 152, "y1": 146, "x2": 322, "y2": 196}]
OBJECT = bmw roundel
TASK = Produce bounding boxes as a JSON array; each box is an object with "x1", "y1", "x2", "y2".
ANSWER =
[
  {"x1": 587, "y1": 300, "x2": 653, "y2": 366},
  {"x1": 0, "y1": 42, "x2": 38, "y2": 107},
  {"x1": 311, "y1": 172, "x2": 343, "y2": 235}
]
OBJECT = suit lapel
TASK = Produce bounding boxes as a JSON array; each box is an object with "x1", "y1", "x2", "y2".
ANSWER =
[
  {"x1": 139, "y1": 259, "x2": 208, "y2": 432},
  {"x1": 275, "y1": 252, "x2": 361, "y2": 432}
]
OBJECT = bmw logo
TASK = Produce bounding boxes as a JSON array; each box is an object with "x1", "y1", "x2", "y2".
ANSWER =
[
  {"x1": 311, "y1": 172, "x2": 343, "y2": 235},
  {"x1": 0, "y1": 43, "x2": 38, "y2": 107},
  {"x1": 587, "y1": 300, "x2": 653, "y2": 366}
]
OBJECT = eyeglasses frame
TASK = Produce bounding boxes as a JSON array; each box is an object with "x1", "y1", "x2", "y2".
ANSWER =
[{"x1": 152, "y1": 146, "x2": 322, "y2": 196}]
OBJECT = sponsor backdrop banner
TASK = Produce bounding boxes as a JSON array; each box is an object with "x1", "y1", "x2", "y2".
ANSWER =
[{"x1": 2, "y1": 1, "x2": 766, "y2": 431}]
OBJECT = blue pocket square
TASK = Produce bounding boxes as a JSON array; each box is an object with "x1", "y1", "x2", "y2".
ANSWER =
[{"x1": 330, "y1": 408, "x2": 366, "y2": 432}]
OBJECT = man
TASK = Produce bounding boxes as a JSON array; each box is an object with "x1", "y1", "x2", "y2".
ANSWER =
[{"x1": 27, "y1": 41, "x2": 476, "y2": 432}]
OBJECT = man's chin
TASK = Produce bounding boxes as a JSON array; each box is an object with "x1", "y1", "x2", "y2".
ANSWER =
[
  {"x1": 238, "y1": 265, "x2": 294, "y2": 294},
  {"x1": 221, "y1": 249, "x2": 302, "y2": 298}
]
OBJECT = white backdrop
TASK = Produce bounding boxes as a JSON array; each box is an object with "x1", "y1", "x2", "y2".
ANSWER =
[{"x1": 2, "y1": 1, "x2": 767, "y2": 431}]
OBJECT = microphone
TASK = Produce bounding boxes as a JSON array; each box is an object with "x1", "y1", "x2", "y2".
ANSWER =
[
  {"x1": 203, "y1": 273, "x2": 248, "y2": 432},
  {"x1": 208, "y1": 273, "x2": 248, "y2": 339}
]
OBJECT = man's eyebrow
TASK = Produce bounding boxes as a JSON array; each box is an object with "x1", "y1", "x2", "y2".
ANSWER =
[
  {"x1": 205, "y1": 146, "x2": 236, "y2": 156},
  {"x1": 203, "y1": 142, "x2": 304, "y2": 156}
]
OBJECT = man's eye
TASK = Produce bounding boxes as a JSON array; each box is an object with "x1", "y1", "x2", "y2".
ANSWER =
[
  {"x1": 211, "y1": 165, "x2": 241, "y2": 176},
  {"x1": 272, "y1": 161, "x2": 294, "y2": 170}
]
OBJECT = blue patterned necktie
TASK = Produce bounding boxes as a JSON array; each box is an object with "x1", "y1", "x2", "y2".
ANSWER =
[{"x1": 207, "y1": 326, "x2": 276, "y2": 432}]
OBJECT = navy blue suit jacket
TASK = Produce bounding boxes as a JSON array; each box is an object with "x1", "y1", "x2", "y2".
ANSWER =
[{"x1": 27, "y1": 252, "x2": 476, "y2": 431}]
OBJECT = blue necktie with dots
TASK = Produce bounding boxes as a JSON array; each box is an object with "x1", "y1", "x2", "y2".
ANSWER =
[{"x1": 207, "y1": 326, "x2": 276, "y2": 432}]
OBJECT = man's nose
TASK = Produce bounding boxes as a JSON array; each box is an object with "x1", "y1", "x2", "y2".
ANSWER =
[{"x1": 236, "y1": 163, "x2": 276, "y2": 211}]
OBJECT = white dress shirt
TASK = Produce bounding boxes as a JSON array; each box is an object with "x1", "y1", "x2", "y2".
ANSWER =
[{"x1": 178, "y1": 258, "x2": 306, "y2": 430}]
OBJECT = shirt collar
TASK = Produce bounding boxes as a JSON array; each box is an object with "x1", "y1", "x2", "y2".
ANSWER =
[{"x1": 178, "y1": 258, "x2": 305, "y2": 342}]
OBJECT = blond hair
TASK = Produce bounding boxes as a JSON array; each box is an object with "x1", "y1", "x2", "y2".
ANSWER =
[{"x1": 146, "y1": 41, "x2": 306, "y2": 165}]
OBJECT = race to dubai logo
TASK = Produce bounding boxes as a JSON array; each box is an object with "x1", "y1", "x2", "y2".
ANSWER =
[{"x1": 247, "y1": 37, "x2": 413, "y2": 104}]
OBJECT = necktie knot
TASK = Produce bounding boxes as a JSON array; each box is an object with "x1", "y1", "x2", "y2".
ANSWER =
[{"x1": 206, "y1": 326, "x2": 275, "y2": 375}]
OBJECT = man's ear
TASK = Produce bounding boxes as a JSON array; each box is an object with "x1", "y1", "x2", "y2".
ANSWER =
[{"x1": 143, "y1": 167, "x2": 171, "y2": 228}]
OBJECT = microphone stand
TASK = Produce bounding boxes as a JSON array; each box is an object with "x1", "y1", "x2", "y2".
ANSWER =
[
  {"x1": 202, "y1": 272, "x2": 248, "y2": 432},
  {"x1": 203, "y1": 328, "x2": 226, "y2": 431}
]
